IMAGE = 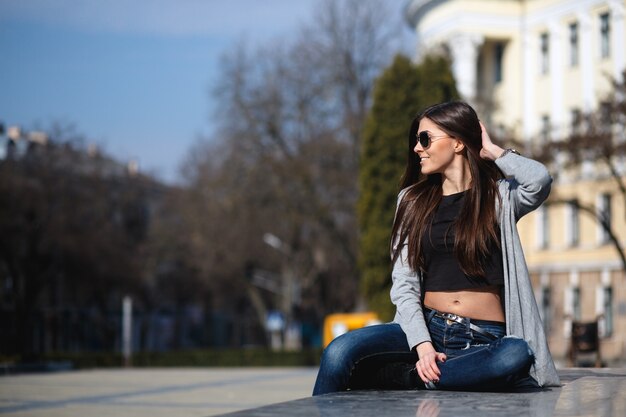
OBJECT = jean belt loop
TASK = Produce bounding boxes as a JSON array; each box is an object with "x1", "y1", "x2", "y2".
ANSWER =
[{"x1": 465, "y1": 318, "x2": 471, "y2": 333}]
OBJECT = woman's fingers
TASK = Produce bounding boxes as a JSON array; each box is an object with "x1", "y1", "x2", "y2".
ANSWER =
[
  {"x1": 478, "y1": 121, "x2": 504, "y2": 161},
  {"x1": 479, "y1": 121, "x2": 492, "y2": 145},
  {"x1": 417, "y1": 358, "x2": 438, "y2": 382},
  {"x1": 415, "y1": 352, "x2": 446, "y2": 383}
]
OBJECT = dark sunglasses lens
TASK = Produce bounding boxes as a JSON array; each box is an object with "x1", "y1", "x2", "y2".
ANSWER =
[{"x1": 418, "y1": 132, "x2": 430, "y2": 148}]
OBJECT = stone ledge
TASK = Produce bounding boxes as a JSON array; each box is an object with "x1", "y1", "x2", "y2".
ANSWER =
[{"x1": 217, "y1": 368, "x2": 626, "y2": 417}]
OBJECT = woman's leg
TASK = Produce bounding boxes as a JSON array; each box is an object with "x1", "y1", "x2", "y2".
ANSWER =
[
  {"x1": 425, "y1": 314, "x2": 536, "y2": 391},
  {"x1": 312, "y1": 323, "x2": 416, "y2": 395},
  {"x1": 434, "y1": 336, "x2": 535, "y2": 391}
]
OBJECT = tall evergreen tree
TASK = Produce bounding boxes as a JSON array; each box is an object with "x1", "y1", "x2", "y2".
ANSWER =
[{"x1": 358, "y1": 54, "x2": 458, "y2": 319}]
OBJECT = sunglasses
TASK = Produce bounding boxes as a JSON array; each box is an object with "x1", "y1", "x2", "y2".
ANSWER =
[{"x1": 416, "y1": 131, "x2": 453, "y2": 148}]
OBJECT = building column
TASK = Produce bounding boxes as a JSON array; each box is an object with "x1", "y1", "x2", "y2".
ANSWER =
[
  {"x1": 522, "y1": 29, "x2": 536, "y2": 142},
  {"x1": 447, "y1": 33, "x2": 484, "y2": 103},
  {"x1": 609, "y1": 0, "x2": 625, "y2": 79},
  {"x1": 578, "y1": 11, "x2": 594, "y2": 112},
  {"x1": 564, "y1": 269, "x2": 580, "y2": 338},
  {"x1": 596, "y1": 268, "x2": 611, "y2": 336},
  {"x1": 549, "y1": 21, "x2": 564, "y2": 139}
]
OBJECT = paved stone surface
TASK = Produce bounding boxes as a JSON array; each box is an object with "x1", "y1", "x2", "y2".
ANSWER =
[
  {"x1": 2, "y1": 368, "x2": 625, "y2": 416},
  {"x1": 0, "y1": 367, "x2": 318, "y2": 417},
  {"x1": 219, "y1": 368, "x2": 626, "y2": 417}
]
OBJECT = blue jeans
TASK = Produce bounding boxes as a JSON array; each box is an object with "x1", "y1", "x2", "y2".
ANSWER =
[{"x1": 312, "y1": 315, "x2": 537, "y2": 395}]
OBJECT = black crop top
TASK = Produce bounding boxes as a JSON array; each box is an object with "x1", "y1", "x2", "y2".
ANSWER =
[{"x1": 421, "y1": 190, "x2": 504, "y2": 291}]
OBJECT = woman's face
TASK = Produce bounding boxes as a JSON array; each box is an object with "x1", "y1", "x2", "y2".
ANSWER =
[{"x1": 415, "y1": 117, "x2": 458, "y2": 175}]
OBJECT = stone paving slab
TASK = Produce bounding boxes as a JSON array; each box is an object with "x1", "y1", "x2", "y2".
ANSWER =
[
  {"x1": 2, "y1": 367, "x2": 625, "y2": 417},
  {"x1": 218, "y1": 368, "x2": 626, "y2": 417},
  {"x1": 0, "y1": 367, "x2": 318, "y2": 417}
]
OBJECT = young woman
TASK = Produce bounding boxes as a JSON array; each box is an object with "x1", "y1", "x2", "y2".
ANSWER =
[{"x1": 312, "y1": 101, "x2": 560, "y2": 395}]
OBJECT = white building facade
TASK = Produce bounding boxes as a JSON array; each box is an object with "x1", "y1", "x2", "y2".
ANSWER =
[
  {"x1": 406, "y1": 0, "x2": 625, "y2": 140},
  {"x1": 405, "y1": 0, "x2": 626, "y2": 365}
]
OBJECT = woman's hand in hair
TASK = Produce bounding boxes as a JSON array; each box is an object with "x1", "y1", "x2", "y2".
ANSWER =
[
  {"x1": 479, "y1": 121, "x2": 505, "y2": 161},
  {"x1": 415, "y1": 342, "x2": 447, "y2": 384}
]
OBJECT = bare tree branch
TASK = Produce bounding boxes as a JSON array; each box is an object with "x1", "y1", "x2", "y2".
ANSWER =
[{"x1": 549, "y1": 199, "x2": 626, "y2": 271}]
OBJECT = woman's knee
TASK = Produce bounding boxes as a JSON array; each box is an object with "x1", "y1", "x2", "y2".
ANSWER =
[
  {"x1": 319, "y1": 332, "x2": 358, "y2": 371},
  {"x1": 487, "y1": 337, "x2": 535, "y2": 375},
  {"x1": 502, "y1": 336, "x2": 533, "y2": 356},
  {"x1": 319, "y1": 323, "x2": 407, "y2": 373}
]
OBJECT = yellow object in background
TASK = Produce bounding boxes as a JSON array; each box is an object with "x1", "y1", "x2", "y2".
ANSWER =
[{"x1": 322, "y1": 312, "x2": 381, "y2": 347}]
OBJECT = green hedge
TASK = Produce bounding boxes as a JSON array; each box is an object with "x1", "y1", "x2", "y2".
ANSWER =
[{"x1": 4, "y1": 348, "x2": 323, "y2": 370}]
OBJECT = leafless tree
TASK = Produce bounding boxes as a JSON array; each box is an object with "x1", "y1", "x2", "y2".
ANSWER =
[
  {"x1": 0, "y1": 133, "x2": 153, "y2": 355},
  {"x1": 180, "y1": 0, "x2": 405, "y2": 343},
  {"x1": 536, "y1": 70, "x2": 626, "y2": 271}
]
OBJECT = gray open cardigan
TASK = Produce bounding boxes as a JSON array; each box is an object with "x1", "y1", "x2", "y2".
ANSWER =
[{"x1": 391, "y1": 152, "x2": 561, "y2": 387}]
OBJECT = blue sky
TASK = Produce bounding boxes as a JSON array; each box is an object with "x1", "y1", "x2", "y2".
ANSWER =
[{"x1": 0, "y1": 0, "x2": 333, "y2": 183}]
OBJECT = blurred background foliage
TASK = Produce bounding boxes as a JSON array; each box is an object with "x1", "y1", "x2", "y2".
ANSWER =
[{"x1": 358, "y1": 54, "x2": 458, "y2": 320}]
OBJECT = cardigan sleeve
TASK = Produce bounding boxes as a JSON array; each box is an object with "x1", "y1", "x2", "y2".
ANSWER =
[
  {"x1": 496, "y1": 154, "x2": 561, "y2": 387},
  {"x1": 390, "y1": 189, "x2": 431, "y2": 350},
  {"x1": 494, "y1": 152, "x2": 552, "y2": 220}
]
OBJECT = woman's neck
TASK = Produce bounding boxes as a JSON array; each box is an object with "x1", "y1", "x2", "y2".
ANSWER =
[{"x1": 441, "y1": 159, "x2": 472, "y2": 195}]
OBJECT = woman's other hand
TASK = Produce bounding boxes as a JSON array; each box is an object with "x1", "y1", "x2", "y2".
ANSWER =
[
  {"x1": 415, "y1": 342, "x2": 447, "y2": 384},
  {"x1": 479, "y1": 121, "x2": 505, "y2": 161}
]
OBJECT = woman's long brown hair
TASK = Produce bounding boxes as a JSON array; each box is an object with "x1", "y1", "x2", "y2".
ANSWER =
[{"x1": 391, "y1": 101, "x2": 503, "y2": 278}]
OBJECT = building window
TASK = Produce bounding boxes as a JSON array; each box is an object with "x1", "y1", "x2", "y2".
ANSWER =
[
  {"x1": 570, "y1": 108, "x2": 582, "y2": 135},
  {"x1": 536, "y1": 204, "x2": 549, "y2": 249},
  {"x1": 540, "y1": 32, "x2": 549, "y2": 74},
  {"x1": 566, "y1": 200, "x2": 580, "y2": 247},
  {"x1": 600, "y1": 101, "x2": 612, "y2": 124},
  {"x1": 540, "y1": 115, "x2": 551, "y2": 141},
  {"x1": 494, "y1": 43, "x2": 504, "y2": 83},
  {"x1": 597, "y1": 193, "x2": 612, "y2": 244},
  {"x1": 541, "y1": 285, "x2": 552, "y2": 333},
  {"x1": 569, "y1": 22, "x2": 579, "y2": 67},
  {"x1": 600, "y1": 12, "x2": 610, "y2": 58},
  {"x1": 564, "y1": 271, "x2": 580, "y2": 337},
  {"x1": 598, "y1": 101, "x2": 613, "y2": 135}
]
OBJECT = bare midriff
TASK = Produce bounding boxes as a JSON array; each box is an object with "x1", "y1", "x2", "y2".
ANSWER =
[{"x1": 424, "y1": 286, "x2": 505, "y2": 323}]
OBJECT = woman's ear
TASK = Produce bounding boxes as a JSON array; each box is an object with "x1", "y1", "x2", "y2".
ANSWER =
[{"x1": 453, "y1": 139, "x2": 466, "y2": 154}]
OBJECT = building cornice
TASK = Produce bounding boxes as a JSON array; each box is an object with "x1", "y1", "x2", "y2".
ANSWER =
[
  {"x1": 528, "y1": 261, "x2": 623, "y2": 274},
  {"x1": 405, "y1": 0, "x2": 451, "y2": 29},
  {"x1": 419, "y1": 13, "x2": 522, "y2": 41},
  {"x1": 407, "y1": 0, "x2": 611, "y2": 34}
]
